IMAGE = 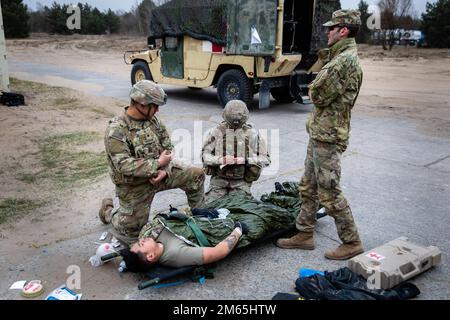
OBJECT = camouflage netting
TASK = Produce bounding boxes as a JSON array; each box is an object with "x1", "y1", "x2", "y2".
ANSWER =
[
  {"x1": 149, "y1": 0, "x2": 341, "y2": 53},
  {"x1": 311, "y1": 0, "x2": 342, "y2": 53},
  {"x1": 299, "y1": 0, "x2": 341, "y2": 69},
  {"x1": 149, "y1": 0, "x2": 228, "y2": 46}
]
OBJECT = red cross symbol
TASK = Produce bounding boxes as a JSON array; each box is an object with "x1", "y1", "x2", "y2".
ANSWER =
[{"x1": 367, "y1": 252, "x2": 385, "y2": 261}]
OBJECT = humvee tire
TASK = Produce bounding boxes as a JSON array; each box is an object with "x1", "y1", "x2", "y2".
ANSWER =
[
  {"x1": 271, "y1": 86, "x2": 296, "y2": 103},
  {"x1": 131, "y1": 61, "x2": 153, "y2": 85},
  {"x1": 217, "y1": 69, "x2": 253, "y2": 108}
]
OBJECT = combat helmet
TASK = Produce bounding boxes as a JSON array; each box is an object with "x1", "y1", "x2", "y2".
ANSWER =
[
  {"x1": 129, "y1": 80, "x2": 167, "y2": 107},
  {"x1": 222, "y1": 100, "x2": 249, "y2": 128}
]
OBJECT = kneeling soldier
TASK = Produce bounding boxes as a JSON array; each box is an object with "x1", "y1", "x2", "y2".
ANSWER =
[{"x1": 201, "y1": 100, "x2": 270, "y2": 203}]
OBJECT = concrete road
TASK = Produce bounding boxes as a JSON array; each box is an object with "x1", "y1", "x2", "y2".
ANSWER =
[{"x1": 2, "y1": 61, "x2": 449, "y2": 300}]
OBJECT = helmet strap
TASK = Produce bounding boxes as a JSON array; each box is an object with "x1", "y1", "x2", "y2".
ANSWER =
[{"x1": 136, "y1": 103, "x2": 154, "y2": 120}]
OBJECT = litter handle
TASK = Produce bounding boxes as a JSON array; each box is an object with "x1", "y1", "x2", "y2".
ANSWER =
[
  {"x1": 138, "y1": 278, "x2": 161, "y2": 290},
  {"x1": 138, "y1": 266, "x2": 196, "y2": 290}
]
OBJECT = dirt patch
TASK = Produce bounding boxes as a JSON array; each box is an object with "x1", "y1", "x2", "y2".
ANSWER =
[
  {"x1": 358, "y1": 44, "x2": 450, "y2": 61},
  {"x1": 356, "y1": 46, "x2": 450, "y2": 138},
  {"x1": 7, "y1": 33, "x2": 147, "y2": 53},
  {"x1": 0, "y1": 78, "x2": 127, "y2": 267},
  {"x1": 0, "y1": 78, "x2": 123, "y2": 225},
  {"x1": 6, "y1": 33, "x2": 146, "y2": 78}
]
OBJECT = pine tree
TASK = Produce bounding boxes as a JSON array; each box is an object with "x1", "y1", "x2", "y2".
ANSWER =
[
  {"x1": 421, "y1": 0, "x2": 450, "y2": 48},
  {"x1": 47, "y1": 2, "x2": 72, "y2": 34},
  {"x1": 104, "y1": 9, "x2": 120, "y2": 34},
  {"x1": 356, "y1": 0, "x2": 371, "y2": 43},
  {"x1": 2, "y1": 0, "x2": 30, "y2": 38}
]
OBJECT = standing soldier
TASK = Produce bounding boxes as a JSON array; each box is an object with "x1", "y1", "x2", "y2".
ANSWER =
[
  {"x1": 99, "y1": 80, "x2": 205, "y2": 243},
  {"x1": 277, "y1": 10, "x2": 364, "y2": 260},
  {"x1": 202, "y1": 100, "x2": 270, "y2": 203}
]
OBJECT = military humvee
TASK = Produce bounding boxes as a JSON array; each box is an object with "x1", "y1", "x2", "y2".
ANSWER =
[{"x1": 124, "y1": 0, "x2": 340, "y2": 108}]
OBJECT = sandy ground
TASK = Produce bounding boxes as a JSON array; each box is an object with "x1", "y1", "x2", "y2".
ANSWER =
[{"x1": 1, "y1": 34, "x2": 449, "y2": 299}]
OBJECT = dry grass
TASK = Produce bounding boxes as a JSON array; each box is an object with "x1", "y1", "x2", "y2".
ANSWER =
[
  {"x1": 17, "y1": 132, "x2": 108, "y2": 187},
  {"x1": 0, "y1": 198, "x2": 45, "y2": 224}
]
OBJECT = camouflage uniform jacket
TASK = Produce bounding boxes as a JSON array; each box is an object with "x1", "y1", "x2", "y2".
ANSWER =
[
  {"x1": 201, "y1": 122, "x2": 271, "y2": 179},
  {"x1": 307, "y1": 38, "x2": 363, "y2": 148},
  {"x1": 104, "y1": 107, "x2": 174, "y2": 186}
]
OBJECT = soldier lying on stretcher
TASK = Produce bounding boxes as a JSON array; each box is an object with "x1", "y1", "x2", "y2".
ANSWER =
[
  {"x1": 100, "y1": 184, "x2": 305, "y2": 272},
  {"x1": 122, "y1": 212, "x2": 250, "y2": 272}
]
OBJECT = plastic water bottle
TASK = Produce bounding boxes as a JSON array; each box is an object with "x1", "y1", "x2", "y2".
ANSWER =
[{"x1": 118, "y1": 260, "x2": 127, "y2": 273}]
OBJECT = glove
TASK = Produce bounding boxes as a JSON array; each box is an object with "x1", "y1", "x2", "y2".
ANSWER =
[
  {"x1": 234, "y1": 221, "x2": 250, "y2": 235},
  {"x1": 192, "y1": 208, "x2": 219, "y2": 219},
  {"x1": 275, "y1": 182, "x2": 283, "y2": 193}
]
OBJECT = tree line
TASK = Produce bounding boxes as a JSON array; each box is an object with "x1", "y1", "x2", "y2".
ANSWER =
[
  {"x1": 2, "y1": 0, "x2": 450, "y2": 48},
  {"x1": 356, "y1": 0, "x2": 450, "y2": 48},
  {"x1": 2, "y1": 0, "x2": 161, "y2": 37}
]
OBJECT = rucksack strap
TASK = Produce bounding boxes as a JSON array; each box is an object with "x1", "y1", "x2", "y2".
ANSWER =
[{"x1": 185, "y1": 218, "x2": 212, "y2": 247}]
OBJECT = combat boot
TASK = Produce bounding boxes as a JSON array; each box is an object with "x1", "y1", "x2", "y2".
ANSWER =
[
  {"x1": 324, "y1": 240, "x2": 364, "y2": 260},
  {"x1": 98, "y1": 198, "x2": 113, "y2": 225},
  {"x1": 276, "y1": 232, "x2": 314, "y2": 250}
]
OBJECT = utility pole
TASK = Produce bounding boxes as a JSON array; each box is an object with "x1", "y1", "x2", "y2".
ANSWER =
[{"x1": 0, "y1": 2, "x2": 10, "y2": 92}]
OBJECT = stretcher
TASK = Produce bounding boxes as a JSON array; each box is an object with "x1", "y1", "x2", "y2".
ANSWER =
[
  {"x1": 101, "y1": 181, "x2": 327, "y2": 290},
  {"x1": 125, "y1": 211, "x2": 325, "y2": 290},
  {"x1": 138, "y1": 226, "x2": 297, "y2": 290},
  {"x1": 100, "y1": 226, "x2": 299, "y2": 289}
]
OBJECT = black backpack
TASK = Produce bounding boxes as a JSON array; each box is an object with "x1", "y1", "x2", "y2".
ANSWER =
[{"x1": 0, "y1": 92, "x2": 25, "y2": 107}]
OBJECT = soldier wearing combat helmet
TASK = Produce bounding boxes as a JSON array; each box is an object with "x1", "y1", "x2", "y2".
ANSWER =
[
  {"x1": 99, "y1": 80, "x2": 205, "y2": 244},
  {"x1": 202, "y1": 100, "x2": 270, "y2": 203},
  {"x1": 277, "y1": 10, "x2": 365, "y2": 260}
]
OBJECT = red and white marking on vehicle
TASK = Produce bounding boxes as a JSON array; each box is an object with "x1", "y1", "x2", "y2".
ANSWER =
[{"x1": 202, "y1": 41, "x2": 224, "y2": 53}]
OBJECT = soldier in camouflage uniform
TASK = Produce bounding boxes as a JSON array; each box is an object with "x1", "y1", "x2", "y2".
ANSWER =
[
  {"x1": 99, "y1": 80, "x2": 205, "y2": 242},
  {"x1": 277, "y1": 10, "x2": 364, "y2": 260},
  {"x1": 201, "y1": 100, "x2": 270, "y2": 203}
]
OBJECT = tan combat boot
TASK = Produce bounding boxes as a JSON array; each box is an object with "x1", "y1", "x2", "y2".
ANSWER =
[
  {"x1": 98, "y1": 198, "x2": 113, "y2": 225},
  {"x1": 276, "y1": 232, "x2": 315, "y2": 250},
  {"x1": 324, "y1": 240, "x2": 364, "y2": 260}
]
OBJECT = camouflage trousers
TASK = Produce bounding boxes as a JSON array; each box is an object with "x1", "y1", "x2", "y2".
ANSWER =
[
  {"x1": 296, "y1": 139, "x2": 360, "y2": 244},
  {"x1": 204, "y1": 176, "x2": 252, "y2": 203},
  {"x1": 111, "y1": 163, "x2": 205, "y2": 238}
]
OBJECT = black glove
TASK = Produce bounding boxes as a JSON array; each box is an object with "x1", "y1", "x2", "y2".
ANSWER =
[
  {"x1": 192, "y1": 208, "x2": 219, "y2": 219},
  {"x1": 275, "y1": 182, "x2": 283, "y2": 193},
  {"x1": 234, "y1": 221, "x2": 249, "y2": 235}
]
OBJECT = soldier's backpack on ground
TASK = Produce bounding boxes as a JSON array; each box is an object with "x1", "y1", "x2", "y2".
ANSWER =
[
  {"x1": 348, "y1": 237, "x2": 442, "y2": 290},
  {"x1": 293, "y1": 267, "x2": 420, "y2": 300},
  {"x1": 0, "y1": 92, "x2": 25, "y2": 107}
]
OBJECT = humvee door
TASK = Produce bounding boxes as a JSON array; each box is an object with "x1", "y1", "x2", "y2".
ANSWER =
[
  {"x1": 161, "y1": 36, "x2": 184, "y2": 79},
  {"x1": 226, "y1": 0, "x2": 278, "y2": 56}
]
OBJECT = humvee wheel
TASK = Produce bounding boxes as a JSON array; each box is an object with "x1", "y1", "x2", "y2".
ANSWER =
[
  {"x1": 131, "y1": 61, "x2": 153, "y2": 85},
  {"x1": 217, "y1": 69, "x2": 253, "y2": 108}
]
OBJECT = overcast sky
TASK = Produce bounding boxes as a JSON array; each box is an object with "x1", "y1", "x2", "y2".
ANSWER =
[{"x1": 23, "y1": 0, "x2": 434, "y2": 15}]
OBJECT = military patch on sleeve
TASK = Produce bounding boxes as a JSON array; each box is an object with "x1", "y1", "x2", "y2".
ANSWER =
[
  {"x1": 108, "y1": 137, "x2": 127, "y2": 154},
  {"x1": 107, "y1": 123, "x2": 126, "y2": 141}
]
